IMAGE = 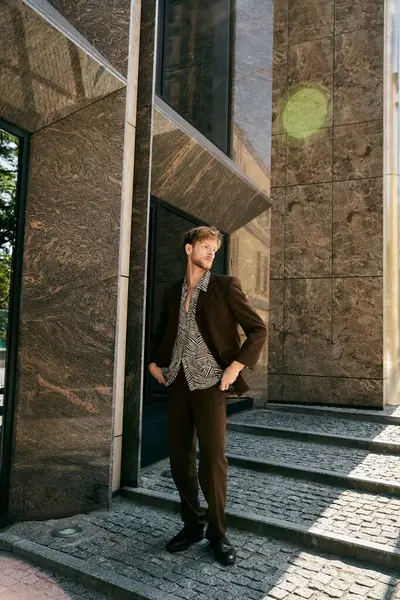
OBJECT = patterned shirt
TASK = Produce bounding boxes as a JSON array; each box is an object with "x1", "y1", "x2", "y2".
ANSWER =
[{"x1": 163, "y1": 270, "x2": 224, "y2": 391}]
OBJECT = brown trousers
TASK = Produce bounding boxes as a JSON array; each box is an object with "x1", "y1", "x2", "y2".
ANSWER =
[{"x1": 167, "y1": 368, "x2": 228, "y2": 539}]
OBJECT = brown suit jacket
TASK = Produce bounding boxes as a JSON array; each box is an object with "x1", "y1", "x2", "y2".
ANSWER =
[{"x1": 151, "y1": 273, "x2": 268, "y2": 395}]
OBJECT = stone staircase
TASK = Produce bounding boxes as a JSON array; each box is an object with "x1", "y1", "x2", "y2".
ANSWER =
[
  {"x1": 2, "y1": 403, "x2": 400, "y2": 600},
  {"x1": 122, "y1": 403, "x2": 400, "y2": 572}
]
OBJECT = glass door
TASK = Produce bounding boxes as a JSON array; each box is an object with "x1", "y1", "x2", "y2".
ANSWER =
[{"x1": 0, "y1": 120, "x2": 28, "y2": 518}]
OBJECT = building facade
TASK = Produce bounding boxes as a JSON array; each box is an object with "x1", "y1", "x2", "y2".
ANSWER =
[{"x1": 0, "y1": 0, "x2": 398, "y2": 524}]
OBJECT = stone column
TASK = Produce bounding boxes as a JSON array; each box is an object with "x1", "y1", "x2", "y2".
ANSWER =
[
  {"x1": 1, "y1": 0, "x2": 132, "y2": 518},
  {"x1": 269, "y1": 0, "x2": 384, "y2": 406},
  {"x1": 383, "y1": 0, "x2": 400, "y2": 405}
]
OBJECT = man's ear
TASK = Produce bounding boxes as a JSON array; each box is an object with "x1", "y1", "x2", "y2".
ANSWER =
[{"x1": 185, "y1": 243, "x2": 192, "y2": 256}]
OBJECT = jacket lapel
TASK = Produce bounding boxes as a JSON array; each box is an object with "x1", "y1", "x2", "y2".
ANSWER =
[
  {"x1": 196, "y1": 271, "x2": 215, "y2": 316},
  {"x1": 169, "y1": 279, "x2": 183, "y2": 329}
]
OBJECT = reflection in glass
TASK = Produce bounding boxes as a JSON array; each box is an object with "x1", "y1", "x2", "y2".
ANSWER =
[
  {"x1": 230, "y1": 0, "x2": 273, "y2": 194},
  {"x1": 157, "y1": 0, "x2": 232, "y2": 153},
  {"x1": 0, "y1": 128, "x2": 19, "y2": 463},
  {"x1": 229, "y1": 209, "x2": 270, "y2": 401}
]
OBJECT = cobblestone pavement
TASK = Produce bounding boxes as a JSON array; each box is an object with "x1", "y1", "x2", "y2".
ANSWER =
[
  {"x1": 229, "y1": 410, "x2": 400, "y2": 443},
  {"x1": 5, "y1": 500, "x2": 400, "y2": 600},
  {"x1": 268, "y1": 404, "x2": 400, "y2": 419},
  {"x1": 0, "y1": 551, "x2": 110, "y2": 599},
  {"x1": 226, "y1": 430, "x2": 400, "y2": 484},
  {"x1": 141, "y1": 461, "x2": 400, "y2": 548}
]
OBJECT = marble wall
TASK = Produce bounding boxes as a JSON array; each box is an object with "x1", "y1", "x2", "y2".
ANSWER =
[
  {"x1": 9, "y1": 89, "x2": 126, "y2": 518},
  {"x1": 0, "y1": 0, "x2": 140, "y2": 511},
  {"x1": 47, "y1": 0, "x2": 131, "y2": 76},
  {"x1": 152, "y1": 104, "x2": 270, "y2": 235},
  {"x1": 269, "y1": 0, "x2": 384, "y2": 406},
  {"x1": 0, "y1": 0, "x2": 125, "y2": 133}
]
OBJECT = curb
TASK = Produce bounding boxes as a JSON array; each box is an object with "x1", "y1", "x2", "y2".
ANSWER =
[
  {"x1": 0, "y1": 533, "x2": 175, "y2": 600},
  {"x1": 121, "y1": 487, "x2": 400, "y2": 572},
  {"x1": 224, "y1": 453, "x2": 400, "y2": 497},
  {"x1": 227, "y1": 422, "x2": 400, "y2": 454},
  {"x1": 264, "y1": 403, "x2": 400, "y2": 425}
]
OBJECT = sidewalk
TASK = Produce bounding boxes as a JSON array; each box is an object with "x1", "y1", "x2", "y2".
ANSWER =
[
  {"x1": 0, "y1": 551, "x2": 110, "y2": 599},
  {"x1": 1, "y1": 499, "x2": 400, "y2": 600}
]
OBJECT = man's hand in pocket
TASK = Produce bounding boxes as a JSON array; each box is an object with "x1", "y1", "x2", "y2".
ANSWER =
[{"x1": 149, "y1": 363, "x2": 167, "y2": 385}]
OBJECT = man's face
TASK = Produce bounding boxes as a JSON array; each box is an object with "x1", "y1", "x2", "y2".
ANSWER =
[{"x1": 187, "y1": 237, "x2": 220, "y2": 270}]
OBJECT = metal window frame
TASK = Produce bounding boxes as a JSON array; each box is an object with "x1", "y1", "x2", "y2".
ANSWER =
[{"x1": 0, "y1": 118, "x2": 29, "y2": 520}]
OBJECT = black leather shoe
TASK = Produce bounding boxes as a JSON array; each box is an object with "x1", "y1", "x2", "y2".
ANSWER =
[
  {"x1": 209, "y1": 537, "x2": 236, "y2": 565},
  {"x1": 166, "y1": 526, "x2": 204, "y2": 553}
]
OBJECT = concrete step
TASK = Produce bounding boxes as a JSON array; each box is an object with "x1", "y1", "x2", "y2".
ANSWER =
[
  {"x1": 122, "y1": 483, "x2": 400, "y2": 572},
  {"x1": 2, "y1": 499, "x2": 400, "y2": 600},
  {"x1": 225, "y1": 429, "x2": 400, "y2": 489},
  {"x1": 266, "y1": 402, "x2": 400, "y2": 425},
  {"x1": 137, "y1": 459, "x2": 400, "y2": 562},
  {"x1": 230, "y1": 408, "x2": 400, "y2": 442},
  {"x1": 224, "y1": 453, "x2": 400, "y2": 497},
  {"x1": 0, "y1": 531, "x2": 173, "y2": 600},
  {"x1": 227, "y1": 421, "x2": 400, "y2": 454}
]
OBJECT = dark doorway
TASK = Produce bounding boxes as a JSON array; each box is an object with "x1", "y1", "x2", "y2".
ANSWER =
[
  {"x1": 0, "y1": 120, "x2": 28, "y2": 522},
  {"x1": 141, "y1": 198, "x2": 228, "y2": 467}
]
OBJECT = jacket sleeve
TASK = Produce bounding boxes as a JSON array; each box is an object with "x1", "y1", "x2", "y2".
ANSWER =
[
  {"x1": 149, "y1": 286, "x2": 169, "y2": 365},
  {"x1": 227, "y1": 277, "x2": 268, "y2": 369}
]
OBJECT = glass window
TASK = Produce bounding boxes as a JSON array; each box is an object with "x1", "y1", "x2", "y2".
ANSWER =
[
  {"x1": 0, "y1": 123, "x2": 25, "y2": 515},
  {"x1": 0, "y1": 128, "x2": 18, "y2": 423},
  {"x1": 157, "y1": 0, "x2": 232, "y2": 154}
]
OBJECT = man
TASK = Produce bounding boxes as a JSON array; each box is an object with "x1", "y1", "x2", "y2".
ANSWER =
[{"x1": 149, "y1": 226, "x2": 267, "y2": 566}]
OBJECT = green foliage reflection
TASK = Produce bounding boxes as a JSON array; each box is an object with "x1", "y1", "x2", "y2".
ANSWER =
[{"x1": 0, "y1": 129, "x2": 19, "y2": 348}]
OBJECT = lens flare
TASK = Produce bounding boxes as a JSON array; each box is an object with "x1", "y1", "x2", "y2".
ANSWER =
[{"x1": 283, "y1": 88, "x2": 328, "y2": 139}]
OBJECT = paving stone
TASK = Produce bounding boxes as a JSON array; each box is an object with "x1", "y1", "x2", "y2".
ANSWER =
[
  {"x1": 349, "y1": 583, "x2": 371, "y2": 595},
  {"x1": 314, "y1": 572, "x2": 332, "y2": 584},
  {"x1": 0, "y1": 552, "x2": 110, "y2": 600},
  {"x1": 292, "y1": 591, "x2": 309, "y2": 599},
  {"x1": 280, "y1": 581, "x2": 297, "y2": 592},
  {"x1": 324, "y1": 587, "x2": 345, "y2": 598},
  {"x1": 269, "y1": 588, "x2": 289, "y2": 599},
  {"x1": 355, "y1": 575, "x2": 375, "y2": 588}
]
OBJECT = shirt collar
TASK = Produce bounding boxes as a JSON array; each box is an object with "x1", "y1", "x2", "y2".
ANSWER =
[
  {"x1": 183, "y1": 270, "x2": 211, "y2": 293},
  {"x1": 199, "y1": 269, "x2": 211, "y2": 292}
]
